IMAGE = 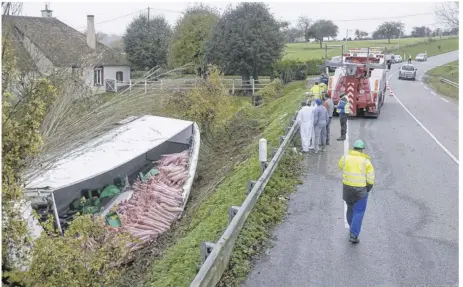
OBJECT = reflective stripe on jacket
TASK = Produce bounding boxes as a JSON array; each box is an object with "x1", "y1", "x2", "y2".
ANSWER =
[
  {"x1": 336, "y1": 100, "x2": 350, "y2": 114},
  {"x1": 338, "y1": 150, "x2": 375, "y2": 187}
]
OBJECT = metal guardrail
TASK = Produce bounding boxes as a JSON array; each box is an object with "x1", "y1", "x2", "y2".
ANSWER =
[
  {"x1": 440, "y1": 77, "x2": 459, "y2": 88},
  {"x1": 189, "y1": 109, "x2": 300, "y2": 287}
]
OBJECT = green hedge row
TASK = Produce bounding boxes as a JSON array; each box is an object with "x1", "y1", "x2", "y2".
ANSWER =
[{"x1": 274, "y1": 58, "x2": 325, "y2": 84}]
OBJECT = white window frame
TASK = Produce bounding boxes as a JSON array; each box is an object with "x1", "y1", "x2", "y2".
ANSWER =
[{"x1": 94, "y1": 68, "x2": 102, "y2": 86}]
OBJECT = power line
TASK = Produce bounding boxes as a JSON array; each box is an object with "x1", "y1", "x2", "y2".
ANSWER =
[
  {"x1": 76, "y1": 8, "x2": 147, "y2": 29},
  {"x1": 148, "y1": 7, "x2": 184, "y2": 14}
]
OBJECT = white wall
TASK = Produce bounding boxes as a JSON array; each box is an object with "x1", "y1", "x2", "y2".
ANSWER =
[{"x1": 103, "y1": 66, "x2": 131, "y2": 86}]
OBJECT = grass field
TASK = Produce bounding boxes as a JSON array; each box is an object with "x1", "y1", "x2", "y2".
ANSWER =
[
  {"x1": 425, "y1": 60, "x2": 459, "y2": 100},
  {"x1": 115, "y1": 81, "x2": 307, "y2": 286},
  {"x1": 284, "y1": 36, "x2": 458, "y2": 60}
]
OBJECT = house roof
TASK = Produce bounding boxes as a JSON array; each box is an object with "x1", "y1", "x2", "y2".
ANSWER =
[{"x1": 3, "y1": 16, "x2": 130, "y2": 68}]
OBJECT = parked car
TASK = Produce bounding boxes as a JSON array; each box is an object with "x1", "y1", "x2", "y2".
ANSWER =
[
  {"x1": 415, "y1": 53, "x2": 427, "y2": 61},
  {"x1": 398, "y1": 64, "x2": 417, "y2": 80},
  {"x1": 394, "y1": 55, "x2": 402, "y2": 63}
]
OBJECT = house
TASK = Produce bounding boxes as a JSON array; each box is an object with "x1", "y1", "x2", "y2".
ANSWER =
[{"x1": 3, "y1": 6, "x2": 131, "y2": 93}]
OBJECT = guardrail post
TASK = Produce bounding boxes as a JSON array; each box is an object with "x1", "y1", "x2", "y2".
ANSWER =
[
  {"x1": 229, "y1": 206, "x2": 240, "y2": 223},
  {"x1": 247, "y1": 180, "x2": 256, "y2": 195},
  {"x1": 160, "y1": 79, "x2": 163, "y2": 90},
  {"x1": 201, "y1": 241, "x2": 216, "y2": 264},
  {"x1": 144, "y1": 79, "x2": 147, "y2": 94},
  {"x1": 232, "y1": 79, "x2": 235, "y2": 95},
  {"x1": 129, "y1": 79, "x2": 132, "y2": 91},
  {"x1": 259, "y1": 138, "x2": 268, "y2": 174},
  {"x1": 279, "y1": 135, "x2": 285, "y2": 146}
]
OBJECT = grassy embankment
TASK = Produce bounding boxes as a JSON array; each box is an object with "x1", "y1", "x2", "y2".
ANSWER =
[
  {"x1": 284, "y1": 36, "x2": 457, "y2": 60},
  {"x1": 425, "y1": 60, "x2": 459, "y2": 100},
  {"x1": 126, "y1": 81, "x2": 306, "y2": 286}
]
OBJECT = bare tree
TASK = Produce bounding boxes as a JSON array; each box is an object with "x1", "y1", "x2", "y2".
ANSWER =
[
  {"x1": 296, "y1": 15, "x2": 312, "y2": 42},
  {"x1": 434, "y1": 2, "x2": 459, "y2": 29}
]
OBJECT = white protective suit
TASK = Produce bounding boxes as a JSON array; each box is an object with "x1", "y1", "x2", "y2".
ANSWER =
[
  {"x1": 297, "y1": 104, "x2": 315, "y2": 152},
  {"x1": 308, "y1": 101, "x2": 316, "y2": 149}
]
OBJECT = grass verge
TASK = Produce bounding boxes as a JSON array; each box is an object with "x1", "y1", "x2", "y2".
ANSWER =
[
  {"x1": 424, "y1": 60, "x2": 459, "y2": 100},
  {"x1": 388, "y1": 37, "x2": 458, "y2": 58},
  {"x1": 144, "y1": 81, "x2": 306, "y2": 286}
]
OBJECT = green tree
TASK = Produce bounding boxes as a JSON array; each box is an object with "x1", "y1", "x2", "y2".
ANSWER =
[
  {"x1": 354, "y1": 29, "x2": 368, "y2": 40},
  {"x1": 373, "y1": 21, "x2": 404, "y2": 43},
  {"x1": 123, "y1": 15, "x2": 172, "y2": 70},
  {"x1": 168, "y1": 4, "x2": 218, "y2": 73},
  {"x1": 205, "y1": 2, "x2": 286, "y2": 83},
  {"x1": 306, "y1": 19, "x2": 338, "y2": 48}
]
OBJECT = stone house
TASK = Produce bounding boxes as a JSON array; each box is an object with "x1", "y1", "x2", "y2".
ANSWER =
[{"x1": 3, "y1": 7, "x2": 131, "y2": 93}]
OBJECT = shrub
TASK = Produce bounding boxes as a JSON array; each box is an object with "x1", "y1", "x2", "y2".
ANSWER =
[
  {"x1": 261, "y1": 79, "x2": 284, "y2": 101},
  {"x1": 274, "y1": 58, "x2": 324, "y2": 83}
]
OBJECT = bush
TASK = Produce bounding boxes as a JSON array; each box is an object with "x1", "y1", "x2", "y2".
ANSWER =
[
  {"x1": 261, "y1": 79, "x2": 284, "y2": 101},
  {"x1": 274, "y1": 58, "x2": 324, "y2": 84},
  {"x1": 165, "y1": 66, "x2": 234, "y2": 138}
]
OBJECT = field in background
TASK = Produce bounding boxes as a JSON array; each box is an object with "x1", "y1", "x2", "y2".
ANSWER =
[
  {"x1": 389, "y1": 38, "x2": 459, "y2": 58},
  {"x1": 425, "y1": 60, "x2": 459, "y2": 100},
  {"x1": 284, "y1": 36, "x2": 457, "y2": 60}
]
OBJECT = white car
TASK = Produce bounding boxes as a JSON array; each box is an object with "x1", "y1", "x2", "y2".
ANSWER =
[
  {"x1": 394, "y1": 55, "x2": 402, "y2": 63},
  {"x1": 415, "y1": 53, "x2": 427, "y2": 61}
]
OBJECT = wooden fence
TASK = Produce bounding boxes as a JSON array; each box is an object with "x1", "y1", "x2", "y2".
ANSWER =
[{"x1": 107, "y1": 77, "x2": 273, "y2": 96}]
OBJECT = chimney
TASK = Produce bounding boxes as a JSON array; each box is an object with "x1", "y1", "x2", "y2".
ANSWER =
[
  {"x1": 87, "y1": 15, "x2": 96, "y2": 50},
  {"x1": 41, "y1": 3, "x2": 53, "y2": 18}
]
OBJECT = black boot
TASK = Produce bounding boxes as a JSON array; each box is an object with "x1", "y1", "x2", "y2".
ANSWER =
[
  {"x1": 349, "y1": 233, "x2": 360, "y2": 243},
  {"x1": 337, "y1": 136, "x2": 346, "y2": 141}
]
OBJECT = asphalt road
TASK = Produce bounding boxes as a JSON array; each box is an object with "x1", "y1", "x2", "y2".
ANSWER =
[{"x1": 243, "y1": 52, "x2": 459, "y2": 287}]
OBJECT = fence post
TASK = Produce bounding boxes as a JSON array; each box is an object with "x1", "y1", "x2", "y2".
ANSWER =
[
  {"x1": 259, "y1": 138, "x2": 268, "y2": 174},
  {"x1": 129, "y1": 79, "x2": 132, "y2": 91},
  {"x1": 115, "y1": 80, "x2": 118, "y2": 93},
  {"x1": 144, "y1": 79, "x2": 147, "y2": 94},
  {"x1": 232, "y1": 79, "x2": 235, "y2": 95},
  {"x1": 160, "y1": 79, "x2": 163, "y2": 90}
]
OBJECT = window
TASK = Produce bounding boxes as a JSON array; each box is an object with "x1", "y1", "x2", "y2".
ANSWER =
[
  {"x1": 94, "y1": 67, "x2": 102, "y2": 86},
  {"x1": 116, "y1": 71, "x2": 123, "y2": 82},
  {"x1": 402, "y1": 65, "x2": 415, "y2": 71}
]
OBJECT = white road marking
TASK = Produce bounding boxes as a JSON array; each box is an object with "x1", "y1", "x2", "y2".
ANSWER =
[
  {"x1": 441, "y1": 98, "x2": 449, "y2": 103},
  {"x1": 387, "y1": 69, "x2": 458, "y2": 165},
  {"x1": 344, "y1": 202, "x2": 349, "y2": 228},
  {"x1": 344, "y1": 121, "x2": 349, "y2": 228},
  {"x1": 392, "y1": 94, "x2": 459, "y2": 165},
  {"x1": 424, "y1": 86, "x2": 429, "y2": 90},
  {"x1": 431, "y1": 92, "x2": 437, "y2": 96}
]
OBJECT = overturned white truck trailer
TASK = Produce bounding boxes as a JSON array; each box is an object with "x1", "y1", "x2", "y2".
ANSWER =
[{"x1": 11, "y1": 115, "x2": 200, "y2": 269}]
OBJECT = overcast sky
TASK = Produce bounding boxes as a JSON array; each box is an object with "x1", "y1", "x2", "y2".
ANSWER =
[{"x1": 21, "y1": 1, "x2": 440, "y2": 39}]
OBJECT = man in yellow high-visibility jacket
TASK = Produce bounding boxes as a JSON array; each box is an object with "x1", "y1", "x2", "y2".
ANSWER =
[
  {"x1": 309, "y1": 82, "x2": 322, "y2": 99},
  {"x1": 338, "y1": 139, "x2": 375, "y2": 243}
]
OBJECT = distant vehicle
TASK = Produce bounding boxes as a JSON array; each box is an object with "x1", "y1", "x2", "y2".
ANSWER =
[
  {"x1": 394, "y1": 55, "x2": 402, "y2": 63},
  {"x1": 415, "y1": 53, "x2": 427, "y2": 61},
  {"x1": 328, "y1": 56, "x2": 342, "y2": 72},
  {"x1": 398, "y1": 64, "x2": 417, "y2": 81}
]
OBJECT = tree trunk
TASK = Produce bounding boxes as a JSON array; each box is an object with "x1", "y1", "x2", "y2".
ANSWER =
[
  {"x1": 319, "y1": 38, "x2": 323, "y2": 49},
  {"x1": 241, "y1": 73, "x2": 251, "y2": 94},
  {"x1": 388, "y1": 37, "x2": 391, "y2": 44}
]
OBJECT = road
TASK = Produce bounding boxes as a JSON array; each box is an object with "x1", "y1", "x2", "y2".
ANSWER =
[{"x1": 243, "y1": 52, "x2": 459, "y2": 286}]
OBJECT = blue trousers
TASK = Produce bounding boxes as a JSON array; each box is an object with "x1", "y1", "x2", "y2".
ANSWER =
[{"x1": 346, "y1": 193, "x2": 369, "y2": 237}]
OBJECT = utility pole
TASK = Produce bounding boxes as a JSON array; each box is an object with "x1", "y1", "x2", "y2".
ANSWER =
[{"x1": 147, "y1": 7, "x2": 150, "y2": 21}]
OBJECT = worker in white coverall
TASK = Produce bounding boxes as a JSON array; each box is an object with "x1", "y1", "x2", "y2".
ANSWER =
[{"x1": 296, "y1": 100, "x2": 315, "y2": 153}]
